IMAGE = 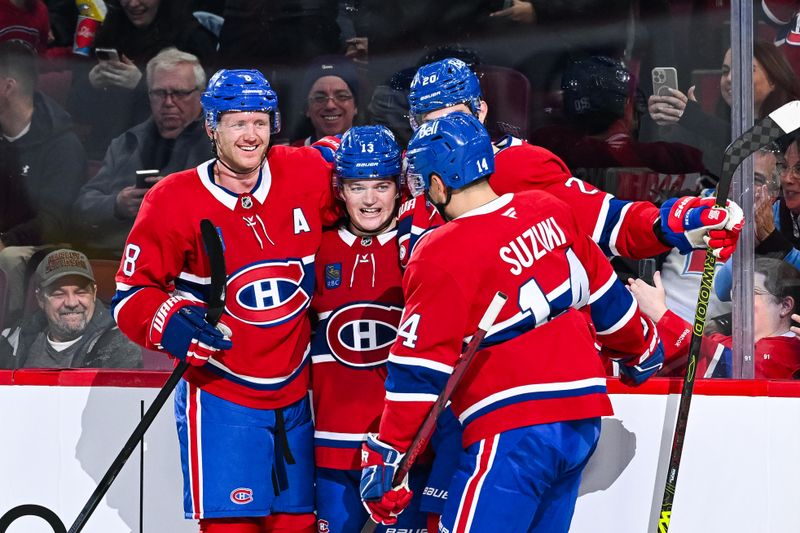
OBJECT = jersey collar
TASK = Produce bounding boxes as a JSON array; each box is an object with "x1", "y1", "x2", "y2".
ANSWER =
[
  {"x1": 197, "y1": 159, "x2": 273, "y2": 210},
  {"x1": 337, "y1": 226, "x2": 398, "y2": 247},
  {"x1": 456, "y1": 193, "x2": 513, "y2": 220}
]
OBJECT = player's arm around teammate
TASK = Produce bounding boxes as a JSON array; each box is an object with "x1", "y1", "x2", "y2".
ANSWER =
[
  {"x1": 401, "y1": 58, "x2": 743, "y2": 263},
  {"x1": 361, "y1": 112, "x2": 664, "y2": 533},
  {"x1": 112, "y1": 69, "x2": 343, "y2": 533}
]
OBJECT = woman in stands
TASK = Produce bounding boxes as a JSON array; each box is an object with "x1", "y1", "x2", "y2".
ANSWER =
[{"x1": 647, "y1": 40, "x2": 800, "y2": 179}]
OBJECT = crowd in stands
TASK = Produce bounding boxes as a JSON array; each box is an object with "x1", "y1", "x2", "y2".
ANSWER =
[{"x1": 1, "y1": 0, "x2": 800, "y2": 378}]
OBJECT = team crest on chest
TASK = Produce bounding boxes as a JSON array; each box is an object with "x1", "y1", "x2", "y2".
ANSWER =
[
  {"x1": 325, "y1": 263, "x2": 342, "y2": 289},
  {"x1": 225, "y1": 260, "x2": 311, "y2": 326},
  {"x1": 325, "y1": 302, "x2": 402, "y2": 367}
]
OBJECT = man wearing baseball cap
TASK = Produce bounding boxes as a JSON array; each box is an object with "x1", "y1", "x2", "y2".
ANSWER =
[{"x1": 0, "y1": 249, "x2": 141, "y2": 369}]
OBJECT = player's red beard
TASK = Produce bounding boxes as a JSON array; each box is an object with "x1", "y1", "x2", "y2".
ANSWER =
[{"x1": 211, "y1": 133, "x2": 268, "y2": 175}]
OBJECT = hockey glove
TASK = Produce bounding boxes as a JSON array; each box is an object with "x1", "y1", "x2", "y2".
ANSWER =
[
  {"x1": 658, "y1": 196, "x2": 743, "y2": 259},
  {"x1": 311, "y1": 134, "x2": 342, "y2": 163},
  {"x1": 360, "y1": 434, "x2": 413, "y2": 525},
  {"x1": 704, "y1": 200, "x2": 744, "y2": 261},
  {"x1": 149, "y1": 297, "x2": 232, "y2": 366},
  {"x1": 617, "y1": 317, "x2": 665, "y2": 386}
]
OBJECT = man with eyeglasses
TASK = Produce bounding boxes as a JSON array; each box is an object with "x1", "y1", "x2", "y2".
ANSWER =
[
  {"x1": 293, "y1": 57, "x2": 359, "y2": 146},
  {"x1": 73, "y1": 47, "x2": 210, "y2": 259}
]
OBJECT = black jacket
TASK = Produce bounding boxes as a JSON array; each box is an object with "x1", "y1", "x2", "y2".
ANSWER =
[{"x1": 0, "y1": 92, "x2": 87, "y2": 246}]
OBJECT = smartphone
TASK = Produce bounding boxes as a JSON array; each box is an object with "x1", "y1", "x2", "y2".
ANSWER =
[
  {"x1": 95, "y1": 47, "x2": 120, "y2": 62},
  {"x1": 135, "y1": 169, "x2": 160, "y2": 189},
  {"x1": 651, "y1": 67, "x2": 679, "y2": 97},
  {"x1": 638, "y1": 258, "x2": 656, "y2": 286}
]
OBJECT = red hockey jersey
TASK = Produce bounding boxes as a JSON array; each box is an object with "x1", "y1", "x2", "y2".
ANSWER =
[
  {"x1": 397, "y1": 136, "x2": 667, "y2": 268},
  {"x1": 113, "y1": 146, "x2": 339, "y2": 409},
  {"x1": 309, "y1": 227, "x2": 404, "y2": 469},
  {"x1": 381, "y1": 191, "x2": 661, "y2": 449},
  {"x1": 657, "y1": 310, "x2": 800, "y2": 379}
]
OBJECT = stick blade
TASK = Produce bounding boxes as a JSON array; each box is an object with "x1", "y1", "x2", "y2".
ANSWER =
[
  {"x1": 768, "y1": 100, "x2": 800, "y2": 135},
  {"x1": 199, "y1": 219, "x2": 226, "y2": 326}
]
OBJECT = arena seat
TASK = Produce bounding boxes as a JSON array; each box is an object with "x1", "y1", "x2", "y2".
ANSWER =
[
  {"x1": 88, "y1": 259, "x2": 120, "y2": 305},
  {"x1": 22, "y1": 257, "x2": 120, "y2": 317},
  {"x1": 478, "y1": 64, "x2": 531, "y2": 140},
  {"x1": 37, "y1": 69, "x2": 73, "y2": 108}
]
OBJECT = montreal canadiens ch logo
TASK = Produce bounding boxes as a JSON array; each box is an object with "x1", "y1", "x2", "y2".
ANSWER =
[
  {"x1": 326, "y1": 302, "x2": 402, "y2": 368},
  {"x1": 230, "y1": 487, "x2": 253, "y2": 505},
  {"x1": 225, "y1": 260, "x2": 310, "y2": 326}
]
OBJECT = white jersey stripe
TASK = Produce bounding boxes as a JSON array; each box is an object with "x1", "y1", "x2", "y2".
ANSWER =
[
  {"x1": 177, "y1": 271, "x2": 210, "y2": 285},
  {"x1": 314, "y1": 430, "x2": 369, "y2": 441},
  {"x1": 608, "y1": 201, "x2": 632, "y2": 257},
  {"x1": 388, "y1": 354, "x2": 454, "y2": 374},
  {"x1": 595, "y1": 298, "x2": 637, "y2": 335},
  {"x1": 386, "y1": 391, "x2": 438, "y2": 403},
  {"x1": 588, "y1": 272, "x2": 616, "y2": 304},
  {"x1": 207, "y1": 343, "x2": 310, "y2": 385},
  {"x1": 459, "y1": 377, "x2": 607, "y2": 424},
  {"x1": 591, "y1": 195, "x2": 612, "y2": 244}
]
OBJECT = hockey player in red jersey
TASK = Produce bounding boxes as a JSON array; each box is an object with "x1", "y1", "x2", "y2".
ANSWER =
[
  {"x1": 310, "y1": 125, "x2": 430, "y2": 532},
  {"x1": 112, "y1": 69, "x2": 340, "y2": 533},
  {"x1": 359, "y1": 112, "x2": 665, "y2": 532},
  {"x1": 399, "y1": 57, "x2": 744, "y2": 266}
]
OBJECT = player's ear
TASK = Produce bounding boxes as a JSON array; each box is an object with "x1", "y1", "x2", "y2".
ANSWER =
[
  {"x1": 478, "y1": 100, "x2": 488, "y2": 123},
  {"x1": 204, "y1": 122, "x2": 214, "y2": 139},
  {"x1": 430, "y1": 173, "x2": 444, "y2": 195},
  {"x1": 781, "y1": 296, "x2": 795, "y2": 319}
]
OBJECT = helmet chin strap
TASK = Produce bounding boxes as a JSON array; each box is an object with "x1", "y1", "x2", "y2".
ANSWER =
[{"x1": 425, "y1": 187, "x2": 454, "y2": 222}]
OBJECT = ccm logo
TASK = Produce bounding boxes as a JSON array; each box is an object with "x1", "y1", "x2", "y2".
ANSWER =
[{"x1": 230, "y1": 488, "x2": 254, "y2": 504}]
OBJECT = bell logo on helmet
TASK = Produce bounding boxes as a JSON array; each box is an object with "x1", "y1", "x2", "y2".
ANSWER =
[{"x1": 417, "y1": 121, "x2": 439, "y2": 138}]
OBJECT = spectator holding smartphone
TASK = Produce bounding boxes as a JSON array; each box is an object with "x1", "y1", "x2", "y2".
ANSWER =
[
  {"x1": 646, "y1": 41, "x2": 800, "y2": 178},
  {"x1": 68, "y1": 0, "x2": 217, "y2": 157},
  {"x1": 72, "y1": 47, "x2": 209, "y2": 259}
]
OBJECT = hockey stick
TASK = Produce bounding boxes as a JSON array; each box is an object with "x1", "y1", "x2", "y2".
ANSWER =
[
  {"x1": 360, "y1": 291, "x2": 508, "y2": 533},
  {"x1": 66, "y1": 219, "x2": 226, "y2": 533},
  {"x1": 0, "y1": 220, "x2": 227, "y2": 533},
  {"x1": 657, "y1": 100, "x2": 800, "y2": 533}
]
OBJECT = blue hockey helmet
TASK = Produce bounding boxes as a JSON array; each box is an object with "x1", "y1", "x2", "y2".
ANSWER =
[
  {"x1": 407, "y1": 58, "x2": 482, "y2": 129},
  {"x1": 334, "y1": 125, "x2": 402, "y2": 195},
  {"x1": 405, "y1": 112, "x2": 494, "y2": 196},
  {"x1": 202, "y1": 69, "x2": 281, "y2": 133}
]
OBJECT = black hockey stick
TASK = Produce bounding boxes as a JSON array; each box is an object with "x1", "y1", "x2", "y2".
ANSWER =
[
  {"x1": 66, "y1": 219, "x2": 226, "y2": 533},
  {"x1": 360, "y1": 291, "x2": 507, "y2": 533},
  {"x1": 67, "y1": 219, "x2": 226, "y2": 533},
  {"x1": 657, "y1": 100, "x2": 800, "y2": 533},
  {"x1": 0, "y1": 219, "x2": 227, "y2": 533}
]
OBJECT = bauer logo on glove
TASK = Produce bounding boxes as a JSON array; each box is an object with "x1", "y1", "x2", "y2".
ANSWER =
[{"x1": 658, "y1": 196, "x2": 744, "y2": 261}]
